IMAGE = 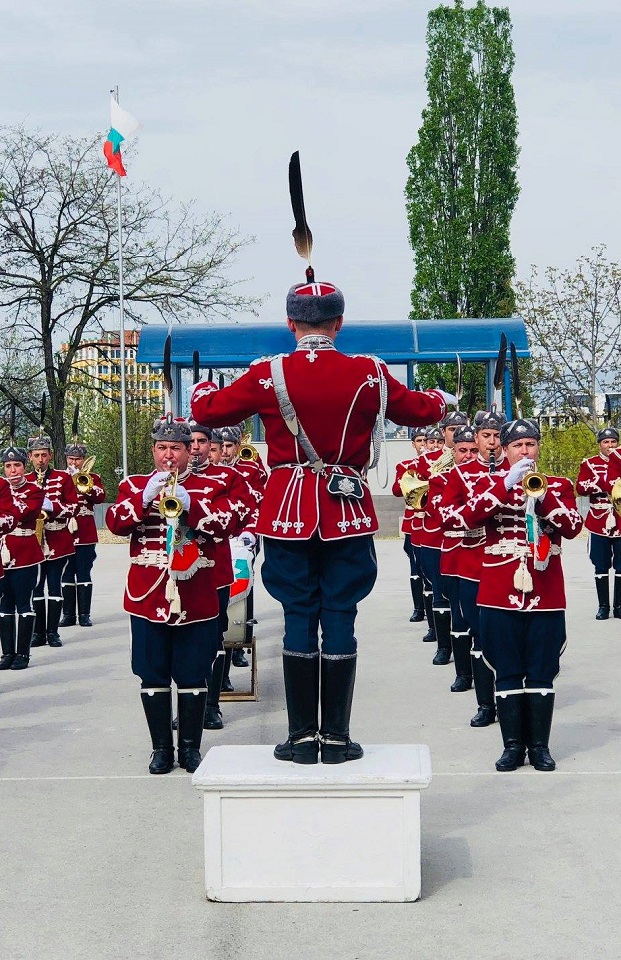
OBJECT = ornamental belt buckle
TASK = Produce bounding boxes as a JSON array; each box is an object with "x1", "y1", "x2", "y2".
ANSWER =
[{"x1": 326, "y1": 468, "x2": 364, "y2": 500}]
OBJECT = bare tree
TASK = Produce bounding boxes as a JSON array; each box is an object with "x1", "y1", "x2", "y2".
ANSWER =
[
  {"x1": 0, "y1": 126, "x2": 260, "y2": 458},
  {"x1": 517, "y1": 247, "x2": 621, "y2": 432}
]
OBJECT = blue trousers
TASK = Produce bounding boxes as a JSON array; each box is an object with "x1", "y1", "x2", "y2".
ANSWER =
[
  {"x1": 443, "y1": 574, "x2": 469, "y2": 634},
  {"x1": 262, "y1": 534, "x2": 377, "y2": 655},
  {"x1": 589, "y1": 533, "x2": 621, "y2": 574},
  {"x1": 418, "y1": 546, "x2": 449, "y2": 610},
  {"x1": 130, "y1": 615, "x2": 219, "y2": 688},
  {"x1": 0, "y1": 566, "x2": 39, "y2": 616},
  {"x1": 34, "y1": 557, "x2": 65, "y2": 600},
  {"x1": 459, "y1": 577, "x2": 481, "y2": 650},
  {"x1": 62, "y1": 544, "x2": 97, "y2": 584},
  {"x1": 479, "y1": 607, "x2": 566, "y2": 692}
]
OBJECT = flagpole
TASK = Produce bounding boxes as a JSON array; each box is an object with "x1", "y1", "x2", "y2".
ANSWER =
[{"x1": 111, "y1": 85, "x2": 129, "y2": 478}]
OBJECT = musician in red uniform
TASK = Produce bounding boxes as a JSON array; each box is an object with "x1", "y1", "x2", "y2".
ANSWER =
[
  {"x1": 217, "y1": 424, "x2": 266, "y2": 666},
  {"x1": 106, "y1": 416, "x2": 251, "y2": 774},
  {"x1": 575, "y1": 427, "x2": 621, "y2": 619},
  {"x1": 457, "y1": 419, "x2": 583, "y2": 772},
  {"x1": 0, "y1": 446, "x2": 45, "y2": 670},
  {"x1": 416, "y1": 411, "x2": 470, "y2": 666},
  {"x1": 185, "y1": 419, "x2": 259, "y2": 727},
  {"x1": 191, "y1": 279, "x2": 452, "y2": 763},
  {"x1": 26, "y1": 436, "x2": 78, "y2": 648},
  {"x1": 60, "y1": 441, "x2": 106, "y2": 629},
  {"x1": 439, "y1": 410, "x2": 508, "y2": 725},
  {"x1": 392, "y1": 429, "x2": 426, "y2": 624}
]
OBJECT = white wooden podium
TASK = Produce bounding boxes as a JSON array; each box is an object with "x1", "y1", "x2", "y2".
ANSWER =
[{"x1": 192, "y1": 744, "x2": 432, "y2": 902}]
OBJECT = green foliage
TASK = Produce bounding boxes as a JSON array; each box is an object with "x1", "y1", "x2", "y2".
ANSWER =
[
  {"x1": 538, "y1": 424, "x2": 596, "y2": 480},
  {"x1": 406, "y1": 0, "x2": 519, "y2": 319}
]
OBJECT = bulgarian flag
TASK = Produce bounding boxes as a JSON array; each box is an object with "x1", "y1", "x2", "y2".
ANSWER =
[{"x1": 103, "y1": 96, "x2": 140, "y2": 177}]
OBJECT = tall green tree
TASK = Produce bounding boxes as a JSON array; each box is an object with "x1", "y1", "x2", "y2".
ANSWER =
[{"x1": 406, "y1": 0, "x2": 519, "y2": 323}]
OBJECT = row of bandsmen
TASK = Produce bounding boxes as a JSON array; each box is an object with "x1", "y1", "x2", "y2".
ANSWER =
[
  {"x1": 105, "y1": 415, "x2": 266, "y2": 775},
  {"x1": 395, "y1": 410, "x2": 590, "y2": 772},
  {"x1": 0, "y1": 436, "x2": 104, "y2": 671}
]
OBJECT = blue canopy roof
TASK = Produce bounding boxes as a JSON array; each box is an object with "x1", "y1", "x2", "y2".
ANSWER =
[{"x1": 137, "y1": 317, "x2": 529, "y2": 367}]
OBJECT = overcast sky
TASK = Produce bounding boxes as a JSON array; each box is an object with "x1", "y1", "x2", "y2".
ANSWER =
[{"x1": 2, "y1": 0, "x2": 620, "y2": 324}]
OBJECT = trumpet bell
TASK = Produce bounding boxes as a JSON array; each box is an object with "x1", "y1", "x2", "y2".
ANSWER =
[
  {"x1": 158, "y1": 496, "x2": 184, "y2": 519},
  {"x1": 399, "y1": 472, "x2": 430, "y2": 509},
  {"x1": 239, "y1": 444, "x2": 259, "y2": 462},
  {"x1": 74, "y1": 473, "x2": 94, "y2": 494},
  {"x1": 522, "y1": 471, "x2": 548, "y2": 499}
]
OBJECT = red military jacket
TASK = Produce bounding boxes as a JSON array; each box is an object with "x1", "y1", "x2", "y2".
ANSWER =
[
  {"x1": 195, "y1": 461, "x2": 258, "y2": 590},
  {"x1": 457, "y1": 472, "x2": 583, "y2": 612},
  {"x1": 575, "y1": 454, "x2": 621, "y2": 538},
  {"x1": 106, "y1": 468, "x2": 251, "y2": 625},
  {"x1": 69, "y1": 472, "x2": 107, "y2": 546},
  {"x1": 227, "y1": 457, "x2": 266, "y2": 535},
  {"x1": 1, "y1": 479, "x2": 45, "y2": 571},
  {"x1": 392, "y1": 457, "x2": 420, "y2": 536},
  {"x1": 0, "y1": 478, "x2": 20, "y2": 578},
  {"x1": 25, "y1": 468, "x2": 78, "y2": 561},
  {"x1": 191, "y1": 343, "x2": 445, "y2": 541},
  {"x1": 438, "y1": 454, "x2": 509, "y2": 580}
]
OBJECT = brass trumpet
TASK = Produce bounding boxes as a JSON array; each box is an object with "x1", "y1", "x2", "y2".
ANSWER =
[
  {"x1": 239, "y1": 443, "x2": 259, "y2": 462},
  {"x1": 158, "y1": 469, "x2": 184, "y2": 519},
  {"x1": 73, "y1": 456, "x2": 96, "y2": 495},
  {"x1": 522, "y1": 468, "x2": 548, "y2": 499},
  {"x1": 399, "y1": 471, "x2": 429, "y2": 509}
]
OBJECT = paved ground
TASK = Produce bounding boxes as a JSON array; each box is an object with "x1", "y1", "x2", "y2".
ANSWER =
[{"x1": 1, "y1": 536, "x2": 620, "y2": 960}]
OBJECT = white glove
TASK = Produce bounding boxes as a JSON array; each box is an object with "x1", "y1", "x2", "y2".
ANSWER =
[
  {"x1": 239, "y1": 531, "x2": 256, "y2": 548},
  {"x1": 175, "y1": 486, "x2": 191, "y2": 512},
  {"x1": 42, "y1": 497, "x2": 53, "y2": 513},
  {"x1": 142, "y1": 471, "x2": 170, "y2": 507},
  {"x1": 66, "y1": 466, "x2": 77, "y2": 476},
  {"x1": 437, "y1": 390, "x2": 458, "y2": 407},
  {"x1": 504, "y1": 458, "x2": 535, "y2": 491}
]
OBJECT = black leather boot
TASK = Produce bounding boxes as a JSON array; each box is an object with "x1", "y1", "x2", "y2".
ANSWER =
[
  {"x1": 177, "y1": 689, "x2": 208, "y2": 772},
  {"x1": 274, "y1": 652, "x2": 320, "y2": 763},
  {"x1": 232, "y1": 646, "x2": 248, "y2": 667},
  {"x1": 140, "y1": 689, "x2": 175, "y2": 774},
  {"x1": 204, "y1": 650, "x2": 226, "y2": 730},
  {"x1": 31, "y1": 597, "x2": 47, "y2": 646},
  {"x1": 59, "y1": 584, "x2": 77, "y2": 627},
  {"x1": 409, "y1": 576, "x2": 425, "y2": 622},
  {"x1": 432, "y1": 609, "x2": 452, "y2": 665},
  {"x1": 450, "y1": 633, "x2": 473, "y2": 691},
  {"x1": 221, "y1": 648, "x2": 234, "y2": 692},
  {"x1": 10, "y1": 615, "x2": 35, "y2": 670},
  {"x1": 470, "y1": 654, "x2": 496, "y2": 727},
  {"x1": 0, "y1": 615, "x2": 16, "y2": 669},
  {"x1": 319, "y1": 654, "x2": 363, "y2": 764},
  {"x1": 77, "y1": 583, "x2": 93, "y2": 627},
  {"x1": 525, "y1": 691, "x2": 556, "y2": 771},
  {"x1": 595, "y1": 575, "x2": 610, "y2": 620},
  {"x1": 495, "y1": 694, "x2": 526, "y2": 771},
  {"x1": 46, "y1": 599, "x2": 63, "y2": 647},
  {"x1": 613, "y1": 575, "x2": 621, "y2": 619},
  {"x1": 421, "y1": 592, "x2": 436, "y2": 642}
]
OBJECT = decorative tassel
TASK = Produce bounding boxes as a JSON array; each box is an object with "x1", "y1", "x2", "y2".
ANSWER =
[
  {"x1": 165, "y1": 578, "x2": 176, "y2": 602},
  {"x1": 1, "y1": 544, "x2": 10, "y2": 566},
  {"x1": 514, "y1": 556, "x2": 533, "y2": 594},
  {"x1": 605, "y1": 510, "x2": 616, "y2": 533},
  {"x1": 68, "y1": 517, "x2": 78, "y2": 533},
  {"x1": 170, "y1": 582, "x2": 182, "y2": 614}
]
